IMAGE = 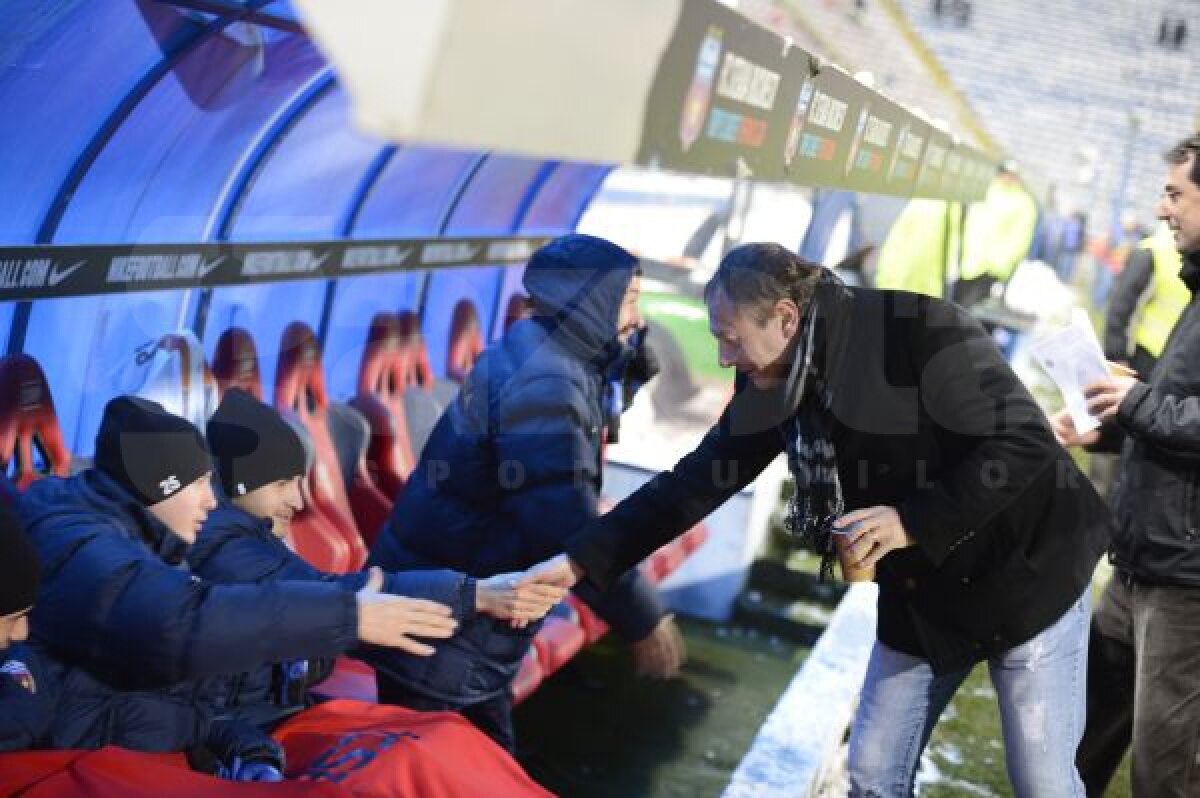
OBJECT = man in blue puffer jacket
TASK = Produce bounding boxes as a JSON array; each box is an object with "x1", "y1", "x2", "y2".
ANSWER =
[
  {"x1": 188, "y1": 388, "x2": 567, "y2": 730},
  {"x1": 368, "y1": 233, "x2": 685, "y2": 751},
  {"x1": 18, "y1": 396, "x2": 459, "y2": 775}
]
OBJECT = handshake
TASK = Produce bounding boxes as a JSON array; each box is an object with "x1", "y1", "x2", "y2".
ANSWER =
[{"x1": 355, "y1": 555, "x2": 584, "y2": 656}]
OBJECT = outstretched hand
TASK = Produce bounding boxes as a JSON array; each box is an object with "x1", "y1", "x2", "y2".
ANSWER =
[
  {"x1": 630, "y1": 615, "x2": 686, "y2": 679},
  {"x1": 518, "y1": 554, "x2": 583, "y2": 590},
  {"x1": 356, "y1": 575, "x2": 458, "y2": 656},
  {"x1": 505, "y1": 554, "x2": 586, "y2": 629},
  {"x1": 477, "y1": 571, "x2": 569, "y2": 627}
]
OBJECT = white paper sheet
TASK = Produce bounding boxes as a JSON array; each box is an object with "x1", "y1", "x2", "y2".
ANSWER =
[{"x1": 1030, "y1": 308, "x2": 1109, "y2": 433}]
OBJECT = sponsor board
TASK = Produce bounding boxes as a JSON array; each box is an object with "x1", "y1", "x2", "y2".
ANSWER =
[{"x1": 638, "y1": 0, "x2": 992, "y2": 200}]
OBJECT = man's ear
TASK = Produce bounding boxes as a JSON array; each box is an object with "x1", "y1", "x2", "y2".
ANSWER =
[{"x1": 777, "y1": 298, "x2": 801, "y2": 338}]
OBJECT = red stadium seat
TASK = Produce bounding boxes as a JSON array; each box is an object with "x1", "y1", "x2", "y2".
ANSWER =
[
  {"x1": 680, "y1": 523, "x2": 709, "y2": 555},
  {"x1": 396, "y1": 310, "x2": 435, "y2": 392},
  {"x1": 445, "y1": 299, "x2": 484, "y2": 383},
  {"x1": 565, "y1": 594, "x2": 610, "y2": 644},
  {"x1": 351, "y1": 313, "x2": 417, "y2": 502},
  {"x1": 310, "y1": 657, "x2": 378, "y2": 703},
  {"x1": 644, "y1": 541, "x2": 688, "y2": 585},
  {"x1": 274, "y1": 322, "x2": 383, "y2": 569},
  {"x1": 211, "y1": 327, "x2": 265, "y2": 400},
  {"x1": 510, "y1": 648, "x2": 544, "y2": 706},
  {"x1": 213, "y1": 327, "x2": 350, "y2": 574},
  {"x1": 532, "y1": 616, "x2": 586, "y2": 678},
  {"x1": 503, "y1": 292, "x2": 531, "y2": 333},
  {"x1": 0, "y1": 354, "x2": 71, "y2": 489}
]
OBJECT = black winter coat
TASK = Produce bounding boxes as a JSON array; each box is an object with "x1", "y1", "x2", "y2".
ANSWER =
[
  {"x1": 1107, "y1": 251, "x2": 1200, "y2": 585},
  {"x1": 567, "y1": 283, "x2": 1112, "y2": 674}
]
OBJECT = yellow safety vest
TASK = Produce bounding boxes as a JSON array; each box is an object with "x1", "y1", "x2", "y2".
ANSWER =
[
  {"x1": 1134, "y1": 225, "x2": 1189, "y2": 358},
  {"x1": 958, "y1": 177, "x2": 1038, "y2": 283},
  {"x1": 873, "y1": 198, "x2": 961, "y2": 298}
]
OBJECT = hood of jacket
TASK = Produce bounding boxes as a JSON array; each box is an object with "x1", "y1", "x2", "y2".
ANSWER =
[
  {"x1": 522, "y1": 234, "x2": 638, "y2": 369},
  {"x1": 1181, "y1": 248, "x2": 1200, "y2": 291}
]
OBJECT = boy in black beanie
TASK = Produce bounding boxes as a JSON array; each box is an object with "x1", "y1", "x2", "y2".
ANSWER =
[
  {"x1": 0, "y1": 501, "x2": 58, "y2": 753},
  {"x1": 189, "y1": 389, "x2": 568, "y2": 730},
  {"x1": 93, "y1": 395, "x2": 217, "y2": 544},
  {"x1": 0, "y1": 502, "x2": 38, "y2": 655}
]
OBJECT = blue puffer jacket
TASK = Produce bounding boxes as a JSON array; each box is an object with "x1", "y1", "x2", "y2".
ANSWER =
[
  {"x1": 0, "y1": 641, "x2": 217, "y2": 754},
  {"x1": 19, "y1": 470, "x2": 361, "y2": 746},
  {"x1": 187, "y1": 501, "x2": 476, "y2": 727},
  {"x1": 368, "y1": 234, "x2": 666, "y2": 705},
  {"x1": 1, "y1": 642, "x2": 60, "y2": 752}
]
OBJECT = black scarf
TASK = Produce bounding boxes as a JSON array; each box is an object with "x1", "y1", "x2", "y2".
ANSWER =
[{"x1": 781, "y1": 272, "x2": 847, "y2": 580}]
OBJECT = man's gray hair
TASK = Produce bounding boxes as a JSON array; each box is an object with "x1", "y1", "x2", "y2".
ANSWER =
[{"x1": 704, "y1": 243, "x2": 822, "y2": 323}]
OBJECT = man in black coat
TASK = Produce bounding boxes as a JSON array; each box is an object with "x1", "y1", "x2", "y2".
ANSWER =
[
  {"x1": 1064, "y1": 133, "x2": 1200, "y2": 798},
  {"x1": 527, "y1": 242, "x2": 1111, "y2": 797},
  {"x1": 367, "y1": 233, "x2": 683, "y2": 751},
  {"x1": 17, "y1": 396, "x2": 458, "y2": 776}
]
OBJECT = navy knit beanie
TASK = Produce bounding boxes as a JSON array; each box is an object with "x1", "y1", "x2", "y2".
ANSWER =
[
  {"x1": 95, "y1": 396, "x2": 212, "y2": 506},
  {"x1": 206, "y1": 388, "x2": 307, "y2": 498},
  {"x1": 0, "y1": 503, "x2": 37, "y2": 617}
]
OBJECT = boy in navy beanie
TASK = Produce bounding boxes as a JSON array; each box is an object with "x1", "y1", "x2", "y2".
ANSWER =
[
  {"x1": 94, "y1": 395, "x2": 216, "y2": 543},
  {"x1": 0, "y1": 502, "x2": 58, "y2": 753},
  {"x1": 0, "y1": 502, "x2": 38, "y2": 654},
  {"x1": 206, "y1": 388, "x2": 307, "y2": 540}
]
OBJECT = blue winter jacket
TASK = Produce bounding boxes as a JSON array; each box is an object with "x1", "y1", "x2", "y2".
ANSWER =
[
  {"x1": 368, "y1": 234, "x2": 666, "y2": 705},
  {"x1": 187, "y1": 501, "x2": 475, "y2": 727},
  {"x1": 0, "y1": 642, "x2": 59, "y2": 752},
  {"x1": 18, "y1": 470, "x2": 360, "y2": 745},
  {"x1": 0, "y1": 641, "x2": 215, "y2": 754}
]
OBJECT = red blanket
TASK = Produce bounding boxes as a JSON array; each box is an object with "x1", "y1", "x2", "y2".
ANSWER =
[{"x1": 0, "y1": 701, "x2": 553, "y2": 798}]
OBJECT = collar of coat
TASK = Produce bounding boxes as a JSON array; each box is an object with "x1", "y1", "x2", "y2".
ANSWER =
[
  {"x1": 83, "y1": 469, "x2": 190, "y2": 566},
  {"x1": 1182, "y1": 248, "x2": 1200, "y2": 292}
]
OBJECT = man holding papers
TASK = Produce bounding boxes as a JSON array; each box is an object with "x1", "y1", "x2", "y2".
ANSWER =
[{"x1": 1060, "y1": 133, "x2": 1200, "y2": 798}]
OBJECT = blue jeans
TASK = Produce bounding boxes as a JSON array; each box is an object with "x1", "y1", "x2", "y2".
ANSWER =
[{"x1": 848, "y1": 590, "x2": 1091, "y2": 797}]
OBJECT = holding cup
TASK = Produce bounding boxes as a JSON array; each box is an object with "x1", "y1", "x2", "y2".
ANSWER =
[{"x1": 832, "y1": 522, "x2": 876, "y2": 583}]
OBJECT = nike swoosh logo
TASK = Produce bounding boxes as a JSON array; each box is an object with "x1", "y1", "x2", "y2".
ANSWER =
[
  {"x1": 197, "y1": 255, "x2": 226, "y2": 279},
  {"x1": 310, "y1": 252, "x2": 330, "y2": 270},
  {"x1": 47, "y1": 260, "x2": 86, "y2": 287}
]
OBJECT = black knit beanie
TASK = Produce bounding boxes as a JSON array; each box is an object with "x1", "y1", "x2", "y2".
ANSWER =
[
  {"x1": 94, "y1": 396, "x2": 212, "y2": 507},
  {"x1": 206, "y1": 388, "x2": 307, "y2": 498},
  {"x1": 0, "y1": 503, "x2": 37, "y2": 617}
]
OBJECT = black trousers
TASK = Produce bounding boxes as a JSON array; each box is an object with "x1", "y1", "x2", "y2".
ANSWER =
[
  {"x1": 1077, "y1": 572, "x2": 1200, "y2": 797},
  {"x1": 376, "y1": 675, "x2": 516, "y2": 753}
]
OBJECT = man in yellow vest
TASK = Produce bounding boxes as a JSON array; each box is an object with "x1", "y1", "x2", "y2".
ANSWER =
[
  {"x1": 952, "y1": 161, "x2": 1039, "y2": 306},
  {"x1": 873, "y1": 198, "x2": 961, "y2": 298},
  {"x1": 1103, "y1": 222, "x2": 1188, "y2": 376}
]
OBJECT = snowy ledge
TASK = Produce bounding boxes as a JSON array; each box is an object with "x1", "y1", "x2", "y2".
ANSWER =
[{"x1": 723, "y1": 582, "x2": 878, "y2": 798}]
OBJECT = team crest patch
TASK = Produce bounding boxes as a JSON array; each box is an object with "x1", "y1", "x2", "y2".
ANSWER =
[{"x1": 1, "y1": 659, "x2": 35, "y2": 693}]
